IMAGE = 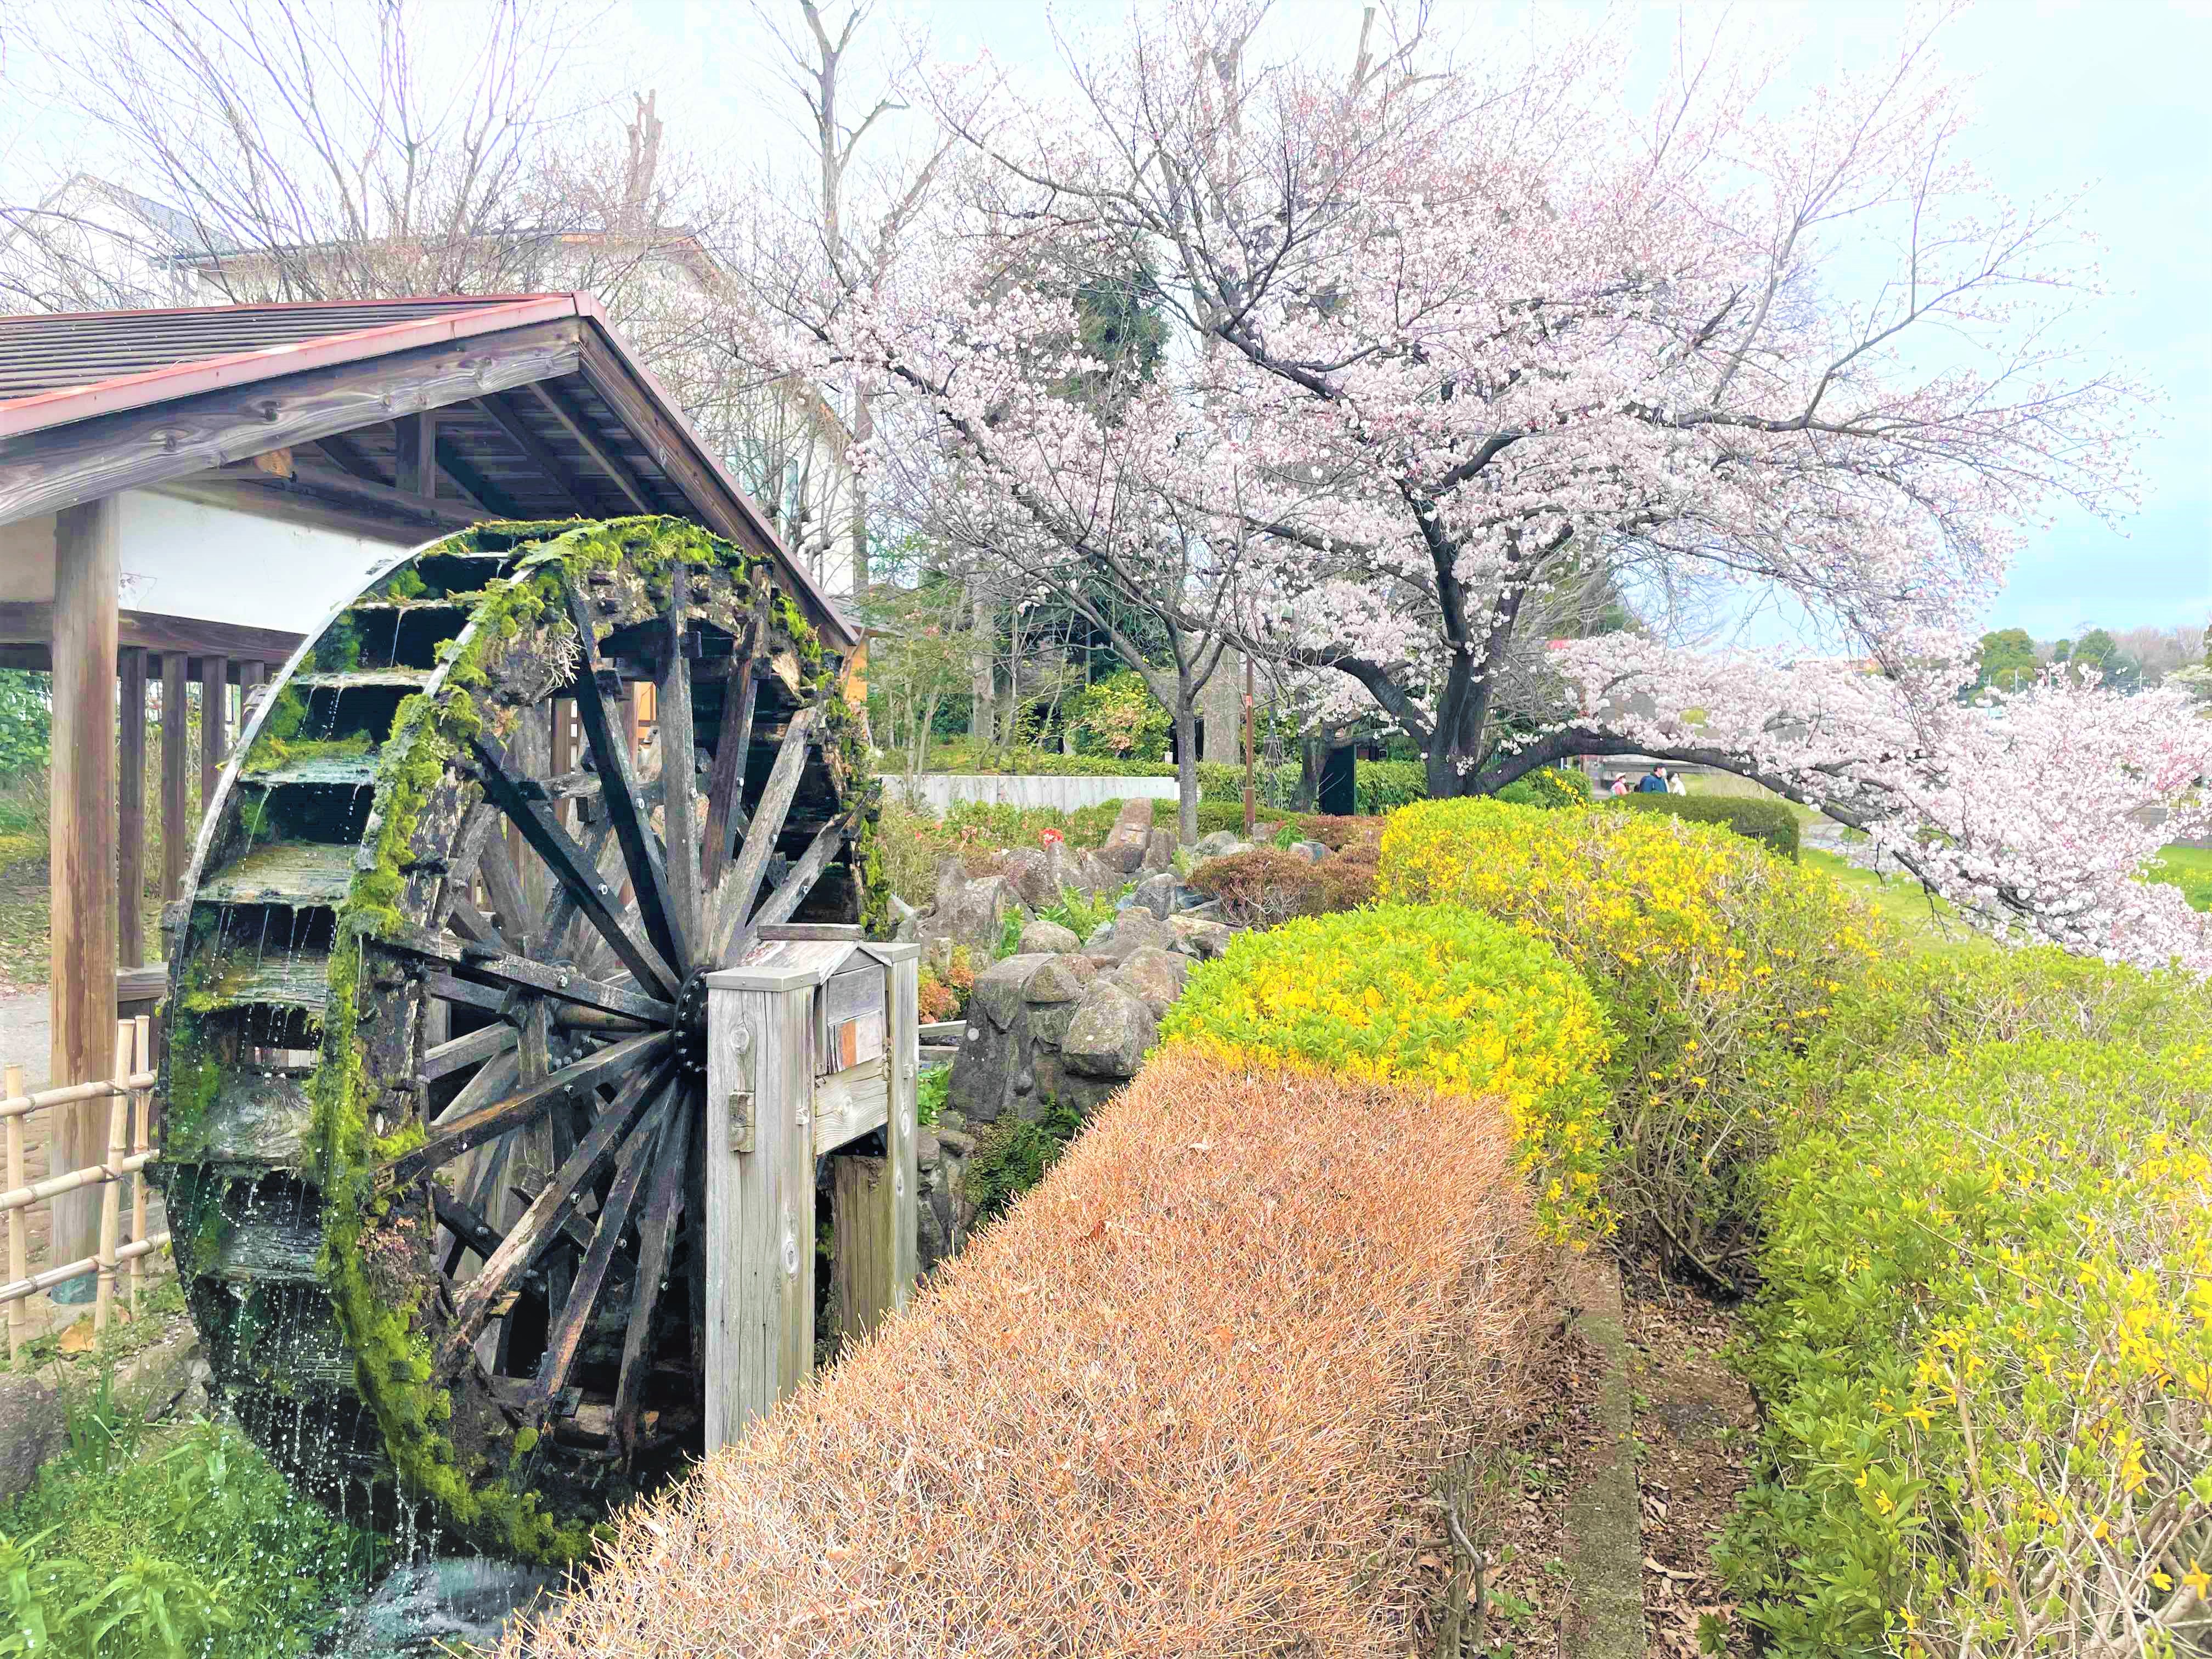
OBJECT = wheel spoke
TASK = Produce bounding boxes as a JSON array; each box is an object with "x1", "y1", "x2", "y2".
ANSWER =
[
  {"x1": 477, "y1": 839, "x2": 533, "y2": 952},
  {"x1": 566, "y1": 591, "x2": 687, "y2": 972},
  {"x1": 432, "y1": 1059, "x2": 677, "y2": 1383},
  {"x1": 423, "y1": 1023, "x2": 516, "y2": 1083},
  {"x1": 381, "y1": 928, "x2": 673, "y2": 1024},
  {"x1": 733, "y1": 814, "x2": 853, "y2": 958},
  {"x1": 386, "y1": 1031, "x2": 673, "y2": 1186},
  {"x1": 614, "y1": 1092, "x2": 689, "y2": 1460},
  {"x1": 533, "y1": 1090, "x2": 673, "y2": 1402},
  {"x1": 703, "y1": 705, "x2": 814, "y2": 966},
  {"x1": 469, "y1": 732, "x2": 680, "y2": 1000},
  {"x1": 701, "y1": 600, "x2": 764, "y2": 890},
  {"x1": 658, "y1": 600, "x2": 705, "y2": 961}
]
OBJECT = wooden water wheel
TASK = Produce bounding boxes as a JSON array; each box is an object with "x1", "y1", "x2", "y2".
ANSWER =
[{"x1": 155, "y1": 518, "x2": 877, "y2": 1556}]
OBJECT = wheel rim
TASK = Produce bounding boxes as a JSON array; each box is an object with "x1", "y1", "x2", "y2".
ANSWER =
[{"x1": 157, "y1": 517, "x2": 876, "y2": 1558}]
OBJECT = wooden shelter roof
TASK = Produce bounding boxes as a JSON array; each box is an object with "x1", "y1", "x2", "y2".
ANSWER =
[{"x1": 0, "y1": 293, "x2": 856, "y2": 650}]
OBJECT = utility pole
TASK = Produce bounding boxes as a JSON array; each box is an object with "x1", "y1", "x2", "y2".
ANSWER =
[{"x1": 1242, "y1": 654, "x2": 1256, "y2": 838}]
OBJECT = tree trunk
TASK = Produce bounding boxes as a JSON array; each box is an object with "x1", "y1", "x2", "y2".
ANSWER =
[
  {"x1": 1171, "y1": 697, "x2": 1200, "y2": 846},
  {"x1": 968, "y1": 591, "x2": 995, "y2": 747}
]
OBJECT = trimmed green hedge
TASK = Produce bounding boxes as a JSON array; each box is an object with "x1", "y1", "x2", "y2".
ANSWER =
[
  {"x1": 1495, "y1": 767, "x2": 1594, "y2": 809},
  {"x1": 1609, "y1": 792, "x2": 1798, "y2": 860}
]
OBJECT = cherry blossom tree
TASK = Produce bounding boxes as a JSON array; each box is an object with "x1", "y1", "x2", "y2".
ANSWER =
[
  {"x1": 932, "y1": 1, "x2": 2139, "y2": 798},
  {"x1": 1529, "y1": 635, "x2": 2212, "y2": 973}
]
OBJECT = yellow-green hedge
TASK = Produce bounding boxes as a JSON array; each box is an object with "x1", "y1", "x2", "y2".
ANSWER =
[
  {"x1": 1724, "y1": 1026, "x2": 2212, "y2": 1654},
  {"x1": 1378, "y1": 797, "x2": 1887, "y2": 1255},
  {"x1": 1161, "y1": 903, "x2": 1612, "y2": 1239}
]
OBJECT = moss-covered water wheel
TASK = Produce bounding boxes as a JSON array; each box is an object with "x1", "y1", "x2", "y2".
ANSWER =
[{"x1": 156, "y1": 517, "x2": 879, "y2": 1558}]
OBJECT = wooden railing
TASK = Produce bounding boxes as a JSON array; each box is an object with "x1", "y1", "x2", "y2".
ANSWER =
[{"x1": 0, "y1": 1017, "x2": 164, "y2": 1353}]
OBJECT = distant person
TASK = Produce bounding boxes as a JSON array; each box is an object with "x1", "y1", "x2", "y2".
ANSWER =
[
  {"x1": 1609, "y1": 774, "x2": 1632, "y2": 797},
  {"x1": 1668, "y1": 770, "x2": 1688, "y2": 795},
  {"x1": 1637, "y1": 765, "x2": 1669, "y2": 793}
]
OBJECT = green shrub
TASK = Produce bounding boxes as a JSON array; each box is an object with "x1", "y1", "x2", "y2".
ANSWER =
[
  {"x1": 1353, "y1": 759, "x2": 1425, "y2": 813},
  {"x1": 966, "y1": 1099, "x2": 1085, "y2": 1222},
  {"x1": 1193, "y1": 761, "x2": 1303, "y2": 806},
  {"x1": 1607, "y1": 792, "x2": 1799, "y2": 860},
  {"x1": 0, "y1": 1392, "x2": 373, "y2": 1658},
  {"x1": 0, "y1": 670, "x2": 51, "y2": 781},
  {"x1": 1495, "y1": 766, "x2": 1593, "y2": 810},
  {"x1": 1380, "y1": 798, "x2": 1886, "y2": 1255},
  {"x1": 1163, "y1": 903, "x2": 1612, "y2": 1238},
  {"x1": 1722, "y1": 1031, "x2": 2212, "y2": 1654},
  {"x1": 1064, "y1": 670, "x2": 1170, "y2": 760}
]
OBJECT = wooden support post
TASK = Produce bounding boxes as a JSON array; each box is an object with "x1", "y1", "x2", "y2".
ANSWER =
[
  {"x1": 160, "y1": 653, "x2": 189, "y2": 902},
  {"x1": 394, "y1": 413, "x2": 435, "y2": 498},
  {"x1": 129, "y1": 1014, "x2": 149, "y2": 1312},
  {"x1": 199, "y1": 654, "x2": 228, "y2": 813},
  {"x1": 117, "y1": 647, "x2": 146, "y2": 968},
  {"x1": 703, "y1": 963, "x2": 816, "y2": 1452},
  {"x1": 831, "y1": 945, "x2": 919, "y2": 1345},
  {"x1": 93, "y1": 1021, "x2": 130, "y2": 1333},
  {"x1": 239, "y1": 660, "x2": 265, "y2": 720},
  {"x1": 4, "y1": 1065, "x2": 22, "y2": 1359},
  {"x1": 50, "y1": 499, "x2": 119, "y2": 1283}
]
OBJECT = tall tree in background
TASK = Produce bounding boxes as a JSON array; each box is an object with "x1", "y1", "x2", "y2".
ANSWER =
[
  {"x1": 940, "y1": 2, "x2": 2136, "y2": 797},
  {"x1": 1976, "y1": 628, "x2": 2041, "y2": 691}
]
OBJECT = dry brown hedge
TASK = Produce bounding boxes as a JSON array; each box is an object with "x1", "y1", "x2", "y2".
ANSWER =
[{"x1": 512, "y1": 1047, "x2": 1547, "y2": 1658}]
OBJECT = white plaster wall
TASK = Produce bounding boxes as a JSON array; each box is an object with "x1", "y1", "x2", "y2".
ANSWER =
[
  {"x1": 0, "y1": 516, "x2": 57, "y2": 602},
  {"x1": 112, "y1": 492, "x2": 399, "y2": 634},
  {"x1": 887, "y1": 774, "x2": 1178, "y2": 813}
]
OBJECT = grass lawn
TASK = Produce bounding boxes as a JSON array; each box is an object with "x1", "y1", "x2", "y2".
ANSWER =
[
  {"x1": 1800, "y1": 848, "x2": 1998, "y2": 959},
  {"x1": 2148, "y1": 844, "x2": 2212, "y2": 912}
]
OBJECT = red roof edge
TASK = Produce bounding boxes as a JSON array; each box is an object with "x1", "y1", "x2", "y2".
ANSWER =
[{"x1": 0, "y1": 295, "x2": 582, "y2": 440}]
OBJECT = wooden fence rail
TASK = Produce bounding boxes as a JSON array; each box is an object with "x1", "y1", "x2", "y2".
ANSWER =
[{"x1": 1, "y1": 1017, "x2": 164, "y2": 1355}]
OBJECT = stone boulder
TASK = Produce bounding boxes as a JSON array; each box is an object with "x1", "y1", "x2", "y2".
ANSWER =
[
  {"x1": 0, "y1": 1373, "x2": 61, "y2": 1504},
  {"x1": 1144, "y1": 827, "x2": 1176, "y2": 871},
  {"x1": 1166, "y1": 913, "x2": 1235, "y2": 961},
  {"x1": 1062, "y1": 980, "x2": 1158, "y2": 1080},
  {"x1": 1193, "y1": 830, "x2": 1249, "y2": 860},
  {"x1": 1288, "y1": 839, "x2": 1331, "y2": 864},
  {"x1": 1090, "y1": 908, "x2": 1179, "y2": 963},
  {"x1": 1131, "y1": 870, "x2": 1180, "y2": 919},
  {"x1": 920, "y1": 872, "x2": 1022, "y2": 959},
  {"x1": 1017, "y1": 918, "x2": 1081, "y2": 956},
  {"x1": 1098, "y1": 798, "x2": 1156, "y2": 874},
  {"x1": 1111, "y1": 945, "x2": 1189, "y2": 1018}
]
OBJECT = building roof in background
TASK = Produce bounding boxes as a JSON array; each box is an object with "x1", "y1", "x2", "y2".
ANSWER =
[{"x1": 0, "y1": 293, "x2": 855, "y2": 649}]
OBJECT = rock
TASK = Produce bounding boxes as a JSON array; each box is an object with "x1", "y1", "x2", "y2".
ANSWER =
[
  {"x1": 1022, "y1": 955, "x2": 1094, "y2": 1005},
  {"x1": 1111, "y1": 945, "x2": 1189, "y2": 1017},
  {"x1": 0, "y1": 1373, "x2": 61, "y2": 1504},
  {"x1": 969, "y1": 954, "x2": 1053, "y2": 1030},
  {"x1": 1166, "y1": 914, "x2": 1235, "y2": 961},
  {"x1": 889, "y1": 894, "x2": 920, "y2": 943},
  {"x1": 1093, "y1": 909, "x2": 1179, "y2": 962},
  {"x1": 1145, "y1": 827, "x2": 1176, "y2": 869},
  {"x1": 1062, "y1": 981, "x2": 1158, "y2": 1080},
  {"x1": 1289, "y1": 839, "x2": 1331, "y2": 864},
  {"x1": 1132, "y1": 871, "x2": 1180, "y2": 919},
  {"x1": 1018, "y1": 918, "x2": 1081, "y2": 956},
  {"x1": 997, "y1": 848, "x2": 1061, "y2": 911},
  {"x1": 921, "y1": 873, "x2": 1022, "y2": 958},
  {"x1": 1082, "y1": 917, "x2": 1115, "y2": 950},
  {"x1": 1098, "y1": 798, "x2": 1156, "y2": 874},
  {"x1": 322, "y1": 1557, "x2": 560, "y2": 1659},
  {"x1": 947, "y1": 1016, "x2": 1019, "y2": 1126},
  {"x1": 1193, "y1": 830, "x2": 1246, "y2": 859},
  {"x1": 1071, "y1": 850, "x2": 1122, "y2": 894}
]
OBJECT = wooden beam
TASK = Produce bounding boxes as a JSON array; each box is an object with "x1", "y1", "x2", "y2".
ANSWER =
[
  {"x1": 160, "y1": 651, "x2": 188, "y2": 904},
  {"x1": 393, "y1": 413, "x2": 433, "y2": 498},
  {"x1": 0, "y1": 605, "x2": 304, "y2": 663},
  {"x1": 117, "y1": 648, "x2": 146, "y2": 971},
  {"x1": 477, "y1": 393, "x2": 588, "y2": 514},
  {"x1": 50, "y1": 499, "x2": 119, "y2": 1277},
  {"x1": 432, "y1": 436, "x2": 526, "y2": 520},
  {"x1": 526, "y1": 379, "x2": 653, "y2": 512},
  {"x1": 315, "y1": 432, "x2": 386, "y2": 486},
  {"x1": 160, "y1": 467, "x2": 490, "y2": 541},
  {"x1": 198, "y1": 655, "x2": 227, "y2": 812},
  {"x1": 0, "y1": 319, "x2": 583, "y2": 530}
]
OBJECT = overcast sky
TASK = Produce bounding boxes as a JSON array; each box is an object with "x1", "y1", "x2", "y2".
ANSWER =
[{"x1": 622, "y1": 0, "x2": 2211, "y2": 641}]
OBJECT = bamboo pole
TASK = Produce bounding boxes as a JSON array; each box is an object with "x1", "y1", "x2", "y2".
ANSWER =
[
  {"x1": 93, "y1": 1022, "x2": 130, "y2": 1333},
  {"x1": 4, "y1": 1065, "x2": 22, "y2": 1359},
  {"x1": 129, "y1": 1015, "x2": 150, "y2": 1312}
]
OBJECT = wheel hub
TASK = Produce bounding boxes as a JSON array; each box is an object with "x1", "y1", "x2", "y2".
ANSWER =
[{"x1": 674, "y1": 967, "x2": 712, "y2": 1074}]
